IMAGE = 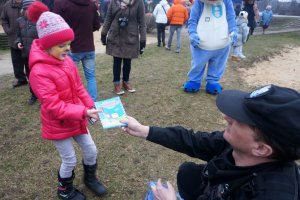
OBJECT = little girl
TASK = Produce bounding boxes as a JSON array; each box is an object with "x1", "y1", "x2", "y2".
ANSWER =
[{"x1": 27, "y1": 2, "x2": 106, "y2": 199}]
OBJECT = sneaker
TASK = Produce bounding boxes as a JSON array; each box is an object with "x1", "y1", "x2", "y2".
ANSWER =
[
  {"x1": 175, "y1": 50, "x2": 180, "y2": 53},
  {"x1": 239, "y1": 54, "x2": 246, "y2": 59},
  {"x1": 157, "y1": 44, "x2": 161, "y2": 47},
  {"x1": 165, "y1": 46, "x2": 170, "y2": 50},
  {"x1": 28, "y1": 96, "x2": 37, "y2": 105},
  {"x1": 122, "y1": 81, "x2": 136, "y2": 93},
  {"x1": 114, "y1": 84, "x2": 125, "y2": 95}
]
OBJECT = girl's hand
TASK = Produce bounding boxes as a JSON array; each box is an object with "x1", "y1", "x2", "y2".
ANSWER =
[
  {"x1": 87, "y1": 108, "x2": 101, "y2": 121},
  {"x1": 17, "y1": 43, "x2": 24, "y2": 49}
]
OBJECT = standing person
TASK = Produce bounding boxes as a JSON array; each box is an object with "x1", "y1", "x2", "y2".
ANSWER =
[
  {"x1": 14, "y1": 0, "x2": 38, "y2": 105},
  {"x1": 182, "y1": 0, "x2": 237, "y2": 94},
  {"x1": 53, "y1": 0, "x2": 101, "y2": 102},
  {"x1": 261, "y1": 5, "x2": 273, "y2": 34},
  {"x1": 231, "y1": 11, "x2": 249, "y2": 61},
  {"x1": 165, "y1": 0, "x2": 189, "y2": 53},
  {"x1": 242, "y1": 0, "x2": 256, "y2": 35},
  {"x1": 121, "y1": 84, "x2": 300, "y2": 200},
  {"x1": 152, "y1": 0, "x2": 170, "y2": 47},
  {"x1": 27, "y1": 2, "x2": 107, "y2": 199},
  {"x1": 99, "y1": 0, "x2": 111, "y2": 23},
  {"x1": 100, "y1": 0, "x2": 147, "y2": 95},
  {"x1": 1, "y1": 0, "x2": 28, "y2": 88}
]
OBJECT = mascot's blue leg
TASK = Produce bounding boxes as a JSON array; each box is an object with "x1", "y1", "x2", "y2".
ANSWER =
[
  {"x1": 182, "y1": 81, "x2": 201, "y2": 93},
  {"x1": 205, "y1": 46, "x2": 230, "y2": 95},
  {"x1": 205, "y1": 83, "x2": 223, "y2": 95},
  {"x1": 183, "y1": 46, "x2": 209, "y2": 93}
]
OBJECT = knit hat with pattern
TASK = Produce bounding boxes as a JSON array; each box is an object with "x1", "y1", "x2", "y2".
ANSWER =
[
  {"x1": 22, "y1": 0, "x2": 35, "y2": 9},
  {"x1": 27, "y1": 1, "x2": 74, "y2": 49}
]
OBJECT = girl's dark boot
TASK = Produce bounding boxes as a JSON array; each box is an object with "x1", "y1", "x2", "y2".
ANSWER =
[
  {"x1": 83, "y1": 161, "x2": 107, "y2": 196},
  {"x1": 57, "y1": 171, "x2": 86, "y2": 200}
]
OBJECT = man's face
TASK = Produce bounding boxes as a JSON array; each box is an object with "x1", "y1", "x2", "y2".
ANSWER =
[
  {"x1": 15, "y1": 0, "x2": 22, "y2": 4},
  {"x1": 223, "y1": 115, "x2": 258, "y2": 155},
  {"x1": 47, "y1": 41, "x2": 71, "y2": 61}
]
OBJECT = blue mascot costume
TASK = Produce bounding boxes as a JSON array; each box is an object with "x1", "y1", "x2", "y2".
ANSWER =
[{"x1": 183, "y1": 0, "x2": 237, "y2": 94}]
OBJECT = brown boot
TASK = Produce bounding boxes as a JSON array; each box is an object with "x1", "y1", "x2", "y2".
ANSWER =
[
  {"x1": 231, "y1": 56, "x2": 240, "y2": 62},
  {"x1": 114, "y1": 84, "x2": 124, "y2": 95},
  {"x1": 122, "y1": 81, "x2": 136, "y2": 93}
]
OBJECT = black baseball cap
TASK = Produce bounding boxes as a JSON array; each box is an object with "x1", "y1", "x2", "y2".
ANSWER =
[{"x1": 216, "y1": 85, "x2": 300, "y2": 147}]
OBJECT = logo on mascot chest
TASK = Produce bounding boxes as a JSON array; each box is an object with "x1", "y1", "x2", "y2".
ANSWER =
[{"x1": 211, "y1": 5, "x2": 223, "y2": 18}]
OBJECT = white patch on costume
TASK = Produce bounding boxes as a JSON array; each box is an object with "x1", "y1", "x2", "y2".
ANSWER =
[{"x1": 197, "y1": 2, "x2": 229, "y2": 50}]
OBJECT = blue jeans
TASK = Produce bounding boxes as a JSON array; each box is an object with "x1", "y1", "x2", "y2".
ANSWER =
[
  {"x1": 70, "y1": 51, "x2": 98, "y2": 101},
  {"x1": 167, "y1": 25, "x2": 182, "y2": 52}
]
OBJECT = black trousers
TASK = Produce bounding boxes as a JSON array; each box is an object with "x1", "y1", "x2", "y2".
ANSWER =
[
  {"x1": 113, "y1": 57, "x2": 131, "y2": 83},
  {"x1": 156, "y1": 23, "x2": 166, "y2": 46},
  {"x1": 11, "y1": 47, "x2": 28, "y2": 83},
  {"x1": 177, "y1": 162, "x2": 205, "y2": 200}
]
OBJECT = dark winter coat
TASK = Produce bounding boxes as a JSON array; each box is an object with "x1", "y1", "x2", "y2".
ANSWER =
[
  {"x1": 147, "y1": 126, "x2": 300, "y2": 200},
  {"x1": 101, "y1": 0, "x2": 146, "y2": 59},
  {"x1": 15, "y1": 16, "x2": 38, "y2": 58},
  {"x1": 53, "y1": 0, "x2": 100, "y2": 53},
  {"x1": 0, "y1": 0, "x2": 22, "y2": 48}
]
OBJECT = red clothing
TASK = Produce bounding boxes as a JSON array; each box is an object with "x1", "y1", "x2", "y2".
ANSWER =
[
  {"x1": 167, "y1": 0, "x2": 189, "y2": 25},
  {"x1": 29, "y1": 39, "x2": 94, "y2": 140}
]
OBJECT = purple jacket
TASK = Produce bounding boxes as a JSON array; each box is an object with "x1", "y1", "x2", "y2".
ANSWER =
[{"x1": 53, "y1": 0, "x2": 100, "y2": 53}]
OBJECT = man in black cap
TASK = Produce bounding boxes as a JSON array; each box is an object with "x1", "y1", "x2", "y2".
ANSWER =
[{"x1": 121, "y1": 84, "x2": 300, "y2": 200}]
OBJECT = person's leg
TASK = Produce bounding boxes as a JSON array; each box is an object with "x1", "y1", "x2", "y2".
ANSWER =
[
  {"x1": 167, "y1": 25, "x2": 175, "y2": 49},
  {"x1": 113, "y1": 57, "x2": 124, "y2": 95},
  {"x1": 175, "y1": 26, "x2": 182, "y2": 53},
  {"x1": 24, "y1": 58, "x2": 37, "y2": 105},
  {"x1": 122, "y1": 58, "x2": 132, "y2": 83},
  {"x1": 75, "y1": 133, "x2": 107, "y2": 196},
  {"x1": 81, "y1": 51, "x2": 98, "y2": 101},
  {"x1": 156, "y1": 23, "x2": 162, "y2": 46},
  {"x1": 11, "y1": 48, "x2": 27, "y2": 85},
  {"x1": 183, "y1": 46, "x2": 210, "y2": 92},
  {"x1": 113, "y1": 56, "x2": 122, "y2": 83},
  {"x1": 53, "y1": 138, "x2": 85, "y2": 199},
  {"x1": 206, "y1": 45, "x2": 230, "y2": 84},
  {"x1": 177, "y1": 162, "x2": 205, "y2": 200},
  {"x1": 187, "y1": 47, "x2": 211, "y2": 83},
  {"x1": 122, "y1": 58, "x2": 135, "y2": 92},
  {"x1": 162, "y1": 24, "x2": 166, "y2": 46}
]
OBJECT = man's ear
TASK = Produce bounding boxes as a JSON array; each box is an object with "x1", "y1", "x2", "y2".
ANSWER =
[{"x1": 252, "y1": 143, "x2": 273, "y2": 157}]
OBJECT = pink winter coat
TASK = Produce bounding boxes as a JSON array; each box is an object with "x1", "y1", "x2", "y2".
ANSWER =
[{"x1": 29, "y1": 39, "x2": 94, "y2": 140}]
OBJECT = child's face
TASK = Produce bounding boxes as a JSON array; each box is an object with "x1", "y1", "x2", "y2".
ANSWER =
[{"x1": 47, "y1": 41, "x2": 71, "y2": 61}]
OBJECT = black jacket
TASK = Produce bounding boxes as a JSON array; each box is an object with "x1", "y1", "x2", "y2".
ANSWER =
[
  {"x1": 147, "y1": 126, "x2": 300, "y2": 200},
  {"x1": 15, "y1": 16, "x2": 38, "y2": 58}
]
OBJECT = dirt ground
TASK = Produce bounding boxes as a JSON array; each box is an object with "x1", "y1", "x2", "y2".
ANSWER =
[{"x1": 239, "y1": 46, "x2": 300, "y2": 90}]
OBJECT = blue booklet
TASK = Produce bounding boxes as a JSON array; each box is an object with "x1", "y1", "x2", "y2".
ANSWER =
[{"x1": 94, "y1": 96, "x2": 127, "y2": 129}]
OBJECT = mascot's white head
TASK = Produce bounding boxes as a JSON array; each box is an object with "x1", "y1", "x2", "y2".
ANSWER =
[
  {"x1": 239, "y1": 11, "x2": 248, "y2": 19},
  {"x1": 200, "y1": 0, "x2": 223, "y2": 5}
]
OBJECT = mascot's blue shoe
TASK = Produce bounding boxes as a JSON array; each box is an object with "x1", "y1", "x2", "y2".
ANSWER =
[
  {"x1": 206, "y1": 83, "x2": 223, "y2": 95},
  {"x1": 182, "y1": 81, "x2": 201, "y2": 93}
]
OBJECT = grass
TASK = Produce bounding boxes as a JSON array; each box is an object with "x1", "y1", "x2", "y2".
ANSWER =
[{"x1": 1, "y1": 30, "x2": 300, "y2": 199}]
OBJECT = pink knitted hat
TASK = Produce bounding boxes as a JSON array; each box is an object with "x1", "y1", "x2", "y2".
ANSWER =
[{"x1": 27, "y1": 1, "x2": 74, "y2": 49}]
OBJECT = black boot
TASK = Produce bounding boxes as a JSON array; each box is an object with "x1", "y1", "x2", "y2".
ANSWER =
[
  {"x1": 83, "y1": 161, "x2": 107, "y2": 196},
  {"x1": 57, "y1": 171, "x2": 86, "y2": 200}
]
